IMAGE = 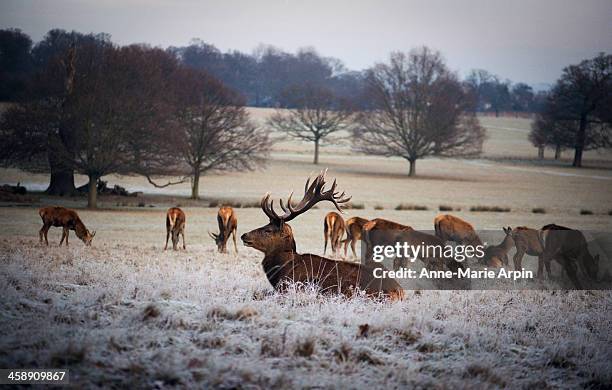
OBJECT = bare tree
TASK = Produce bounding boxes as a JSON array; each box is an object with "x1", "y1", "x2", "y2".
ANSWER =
[
  {"x1": 171, "y1": 68, "x2": 271, "y2": 199},
  {"x1": 1, "y1": 42, "x2": 184, "y2": 208},
  {"x1": 543, "y1": 53, "x2": 611, "y2": 167},
  {"x1": 268, "y1": 84, "x2": 352, "y2": 164},
  {"x1": 352, "y1": 47, "x2": 485, "y2": 176}
]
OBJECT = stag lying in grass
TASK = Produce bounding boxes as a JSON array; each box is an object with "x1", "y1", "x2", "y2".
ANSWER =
[
  {"x1": 511, "y1": 226, "x2": 544, "y2": 275},
  {"x1": 39, "y1": 206, "x2": 95, "y2": 246},
  {"x1": 323, "y1": 211, "x2": 345, "y2": 257},
  {"x1": 341, "y1": 216, "x2": 369, "y2": 258},
  {"x1": 209, "y1": 206, "x2": 238, "y2": 253},
  {"x1": 164, "y1": 207, "x2": 186, "y2": 251},
  {"x1": 241, "y1": 171, "x2": 404, "y2": 300},
  {"x1": 540, "y1": 224, "x2": 599, "y2": 289},
  {"x1": 434, "y1": 214, "x2": 483, "y2": 247},
  {"x1": 482, "y1": 227, "x2": 514, "y2": 267}
]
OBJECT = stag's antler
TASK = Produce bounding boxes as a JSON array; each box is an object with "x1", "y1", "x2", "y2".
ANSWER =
[{"x1": 261, "y1": 170, "x2": 351, "y2": 224}]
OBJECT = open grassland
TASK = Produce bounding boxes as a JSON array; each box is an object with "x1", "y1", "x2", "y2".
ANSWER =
[{"x1": 1, "y1": 114, "x2": 612, "y2": 387}]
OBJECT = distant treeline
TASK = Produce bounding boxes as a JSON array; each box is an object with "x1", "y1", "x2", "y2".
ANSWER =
[{"x1": 2, "y1": 28, "x2": 546, "y2": 112}]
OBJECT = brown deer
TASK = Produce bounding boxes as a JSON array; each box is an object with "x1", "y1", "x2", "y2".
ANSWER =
[
  {"x1": 341, "y1": 216, "x2": 369, "y2": 258},
  {"x1": 482, "y1": 227, "x2": 514, "y2": 267},
  {"x1": 240, "y1": 171, "x2": 404, "y2": 300},
  {"x1": 511, "y1": 226, "x2": 544, "y2": 275},
  {"x1": 363, "y1": 218, "x2": 466, "y2": 276},
  {"x1": 209, "y1": 206, "x2": 238, "y2": 253},
  {"x1": 323, "y1": 211, "x2": 345, "y2": 256},
  {"x1": 539, "y1": 224, "x2": 599, "y2": 289},
  {"x1": 164, "y1": 207, "x2": 186, "y2": 251},
  {"x1": 434, "y1": 214, "x2": 483, "y2": 247},
  {"x1": 39, "y1": 206, "x2": 95, "y2": 246}
]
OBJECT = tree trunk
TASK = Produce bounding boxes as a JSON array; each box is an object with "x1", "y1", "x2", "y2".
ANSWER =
[
  {"x1": 538, "y1": 146, "x2": 544, "y2": 159},
  {"x1": 191, "y1": 168, "x2": 200, "y2": 199},
  {"x1": 572, "y1": 114, "x2": 587, "y2": 167},
  {"x1": 87, "y1": 175, "x2": 98, "y2": 209},
  {"x1": 46, "y1": 169, "x2": 76, "y2": 196},
  {"x1": 313, "y1": 139, "x2": 320, "y2": 165},
  {"x1": 45, "y1": 152, "x2": 76, "y2": 195},
  {"x1": 408, "y1": 159, "x2": 416, "y2": 176},
  {"x1": 554, "y1": 144, "x2": 561, "y2": 160}
]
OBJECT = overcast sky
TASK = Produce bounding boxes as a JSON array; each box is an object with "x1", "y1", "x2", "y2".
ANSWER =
[{"x1": 1, "y1": 0, "x2": 610, "y2": 85}]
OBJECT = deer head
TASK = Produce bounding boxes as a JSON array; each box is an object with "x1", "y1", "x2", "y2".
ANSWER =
[
  {"x1": 208, "y1": 231, "x2": 226, "y2": 253},
  {"x1": 241, "y1": 170, "x2": 351, "y2": 255},
  {"x1": 83, "y1": 230, "x2": 96, "y2": 246}
]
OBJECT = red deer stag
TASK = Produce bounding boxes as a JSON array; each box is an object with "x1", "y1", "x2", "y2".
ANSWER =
[
  {"x1": 539, "y1": 224, "x2": 599, "y2": 289},
  {"x1": 323, "y1": 211, "x2": 345, "y2": 256},
  {"x1": 209, "y1": 206, "x2": 238, "y2": 253},
  {"x1": 511, "y1": 226, "x2": 544, "y2": 276},
  {"x1": 164, "y1": 207, "x2": 186, "y2": 251},
  {"x1": 482, "y1": 227, "x2": 514, "y2": 267},
  {"x1": 240, "y1": 171, "x2": 404, "y2": 300},
  {"x1": 434, "y1": 214, "x2": 483, "y2": 247},
  {"x1": 39, "y1": 206, "x2": 95, "y2": 246},
  {"x1": 341, "y1": 216, "x2": 369, "y2": 258}
]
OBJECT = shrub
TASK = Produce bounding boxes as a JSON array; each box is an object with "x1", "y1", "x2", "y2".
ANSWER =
[
  {"x1": 396, "y1": 204, "x2": 428, "y2": 211},
  {"x1": 345, "y1": 202, "x2": 365, "y2": 210},
  {"x1": 580, "y1": 209, "x2": 593, "y2": 215},
  {"x1": 532, "y1": 208, "x2": 546, "y2": 214},
  {"x1": 438, "y1": 205, "x2": 453, "y2": 211},
  {"x1": 374, "y1": 205, "x2": 384, "y2": 210},
  {"x1": 470, "y1": 205, "x2": 510, "y2": 212}
]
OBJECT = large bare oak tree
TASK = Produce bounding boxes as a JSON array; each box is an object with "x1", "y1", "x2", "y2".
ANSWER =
[{"x1": 352, "y1": 47, "x2": 485, "y2": 176}]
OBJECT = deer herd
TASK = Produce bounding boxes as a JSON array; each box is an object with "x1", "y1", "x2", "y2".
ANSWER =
[{"x1": 37, "y1": 171, "x2": 601, "y2": 297}]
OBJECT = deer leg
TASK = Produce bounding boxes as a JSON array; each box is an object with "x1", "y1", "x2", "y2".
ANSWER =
[
  {"x1": 40, "y1": 224, "x2": 49, "y2": 245},
  {"x1": 182, "y1": 229, "x2": 186, "y2": 250},
  {"x1": 44, "y1": 225, "x2": 50, "y2": 246},
  {"x1": 323, "y1": 231, "x2": 328, "y2": 255},
  {"x1": 562, "y1": 257, "x2": 582, "y2": 289},
  {"x1": 351, "y1": 239, "x2": 357, "y2": 259},
  {"x1": 65, "y1": 229, "x2": 69, "y2": 247},
  {"x1": 513, "y1": 249, "x2": 525, "y2": 273},
  {"x1": 232, "y1": 229, "x2": 238, "y2": 253},
  {"x1": 59, "y1": 228, "x2": 66, "y2": 246},
  {"x1": 545, "y1": 257, "x2": 553, "y2": 279},
  {"x1": 164, "y1": 227, "x2": 170, "y2": 250}
]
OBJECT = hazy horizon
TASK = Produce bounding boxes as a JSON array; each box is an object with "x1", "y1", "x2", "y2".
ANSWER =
[{"x1": 1, "y1": 0, "x2": 610, "y2": 86}]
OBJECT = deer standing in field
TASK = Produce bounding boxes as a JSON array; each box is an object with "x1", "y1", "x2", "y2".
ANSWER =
[
  {"x1": 164, "y1": 207, "x2": 186, "y2": 251},
  {"x1": 434, "y1": 214, "x2": 483, "y2": 247},
  {"x1": 362, "y1": 218, "x2": 414, "y2": 265},
  {"x1": 209, "y1": 206, "x2": 238, "y2": 253},
  {"x1": 363, "y1": 218, "x2": 466, "y2": 278},
  {"x1": 539, "y1": 224, "x2": 599, "y2": 289},
  {"x1": 341, "y1": 216, "x2": 369, "y2": 258},
  {"x1": 482, "y1": 227, "x2": 514, "y2": 267},
  {"x1": 240, "y1": 171, "x2": 404, "y2": 300},
  {"x1": 39, "y1": 206, "x2": 95, "y2": 246},
  {"x1": 511, "y1": 226, "x2": 544, "y2": 275},
  {"x1": 323, "y1": 211, "x2": 345, "y2": 257}
]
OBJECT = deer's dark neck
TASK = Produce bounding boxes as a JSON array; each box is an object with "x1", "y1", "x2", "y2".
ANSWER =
[
  {"x1": 74, "y1": 218, "x2": 88, "y2": 241},
  {"x1": 500, "y1": 235, "x2": 513, "y2": 251}
]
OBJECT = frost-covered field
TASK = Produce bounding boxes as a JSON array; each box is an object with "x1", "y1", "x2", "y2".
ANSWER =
[{"x1": 0, "y1": 208, "x2": 611, "y2": 388}]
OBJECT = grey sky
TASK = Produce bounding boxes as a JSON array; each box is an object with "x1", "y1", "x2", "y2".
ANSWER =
[{"x1": 1, "y1": 0, "x2": 610, "y2": 85}]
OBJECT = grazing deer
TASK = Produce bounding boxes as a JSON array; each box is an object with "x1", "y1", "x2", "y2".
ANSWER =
[
  {"x1": 209, "y1": 206, "x2": 238, "y2": 253},
  {"x1": 341, "y1": 216, "x2": 369, "y2": 258},
  {"x1": 482, "y1": 227, "x2": 514, "y2": 267},
  {"x1": 434, "y1": 214, "x2": 483, "y2": 247},
  {"x1": 511, "y1": 226, "x2": 544, "y2": 275},
  {"x1": 323, "y1": 211, "x2": 345, "y2": 256},
  {"x1": 540, "y1": 224, "x2": 599, "y2": 289},
  {"x1": 164, "y1": 207, "x2": 186, "y2": 251},
  {"x1": 362, "y1": 218, "x2": 413, "y2": 265},
  {"x1": 241, "y1": 171, "x2": 404, "y2": 300},
  {"x1": 39, "y1": 206, "x2": 95, "y2": 246}
]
